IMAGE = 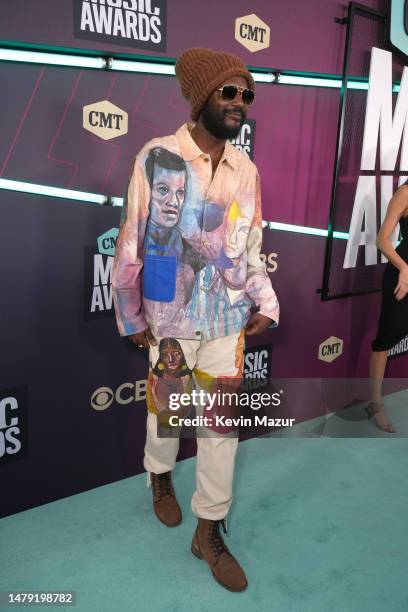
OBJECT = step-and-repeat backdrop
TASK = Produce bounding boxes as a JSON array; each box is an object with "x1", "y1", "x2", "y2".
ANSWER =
[{"x1": 1, "y1": 0, "x2": 407, "y2": 517}]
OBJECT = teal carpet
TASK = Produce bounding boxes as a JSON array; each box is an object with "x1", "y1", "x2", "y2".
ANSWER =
[{"x1": 1, "y1": 425, "x2": 408, "y2": 610}]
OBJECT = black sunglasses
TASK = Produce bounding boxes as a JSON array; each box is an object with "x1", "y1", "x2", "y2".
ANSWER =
[{"x1": 216, "y1": 84, "x2": 255, "y2": 106}]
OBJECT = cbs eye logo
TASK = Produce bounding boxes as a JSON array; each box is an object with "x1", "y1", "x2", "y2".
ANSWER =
[
  {"x1": 90, "y1": 381, "x2": 147, "y2": 410},
  {"x1": 91, "y1": 387, "x2": 114, "y2": 410}
]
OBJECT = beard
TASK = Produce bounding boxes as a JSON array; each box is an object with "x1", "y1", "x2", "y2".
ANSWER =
[{"x1": 200, "y1": 100, "x2": 247, "y2": 140}]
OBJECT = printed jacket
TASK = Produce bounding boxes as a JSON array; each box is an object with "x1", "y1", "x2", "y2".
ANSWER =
[{"x1": 112, "y1": 122, "x2": 279, "y2": 341}]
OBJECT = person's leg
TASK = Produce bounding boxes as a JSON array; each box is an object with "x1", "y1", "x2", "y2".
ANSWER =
[
  {"x1": 143, "y1": 411, "x2": 180, "y2": 475},
  {"x1": 369, "y1": 349, "x2": 388, "y2": 404},
  {"x1": 192, "y1": 433, "x2": 239, "y2": 519},
  {"x1": 191, "y1": 331, "x2": 244, "y2": 519},
  {"x1": 368, "y1": 350, "x2": 395, "y2": 432},
  {"x1": 143, "y1": 336, "x2": 198, "y2": 525},
  {"x1": 190, "y1": 330, "x2": 247, "y2": 592}
]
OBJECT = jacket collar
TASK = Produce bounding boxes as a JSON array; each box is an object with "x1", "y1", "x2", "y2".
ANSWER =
[{"x1": 175, "y1": 122, "x2": 238, "y2": 169}]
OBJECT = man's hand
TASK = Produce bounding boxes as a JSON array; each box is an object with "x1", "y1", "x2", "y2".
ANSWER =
[
  {"x1": 244, "y1": 313, "x2": 273, "y2": 336},
  {"x1": 129, "y1": 326, "x2": 157, "y2": 349}
]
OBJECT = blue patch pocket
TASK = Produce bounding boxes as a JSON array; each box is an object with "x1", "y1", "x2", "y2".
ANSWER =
[{"x1": 143, "y1": 254, "x2": 177, "y2": 302}]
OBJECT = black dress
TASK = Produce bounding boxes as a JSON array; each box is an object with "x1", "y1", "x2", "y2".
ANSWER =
[{"x1": 372, "y1": 216, "x2": 408, "y2": 351}]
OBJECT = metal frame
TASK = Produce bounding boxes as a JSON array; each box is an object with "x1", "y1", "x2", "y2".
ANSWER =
[{"x1": 320, "y1": 2, "x2": 387, "y2": 301}]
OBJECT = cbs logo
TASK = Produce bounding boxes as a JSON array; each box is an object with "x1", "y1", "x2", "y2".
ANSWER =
[{"x1": 91, "y1": 380, "x2": 147, "y2": 410}]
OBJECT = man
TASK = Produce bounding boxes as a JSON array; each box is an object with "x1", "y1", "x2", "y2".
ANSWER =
[{"x1": 112, "y1": 47, "x2": 279, "y2": 593}]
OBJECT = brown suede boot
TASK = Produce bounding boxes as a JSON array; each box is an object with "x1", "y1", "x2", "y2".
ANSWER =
[
  {"x1": 149, "y1": 471, "x2": 182, "y2": 527},
  {"x1": 191, "y1": 518, "x2": 248, "y2": 592}
]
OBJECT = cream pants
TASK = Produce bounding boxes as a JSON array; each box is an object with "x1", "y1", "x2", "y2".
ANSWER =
[{"x1": 143, "y1": 331, "x2": 244, "y2": 520}]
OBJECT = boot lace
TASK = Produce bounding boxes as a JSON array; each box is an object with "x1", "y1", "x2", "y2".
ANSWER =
[
  {"x1": 208, "y1": 519, "x2": 230, "y2": 558},
  {"x1": 153, "y1": 472, "x2": 175, "y2": 501}
]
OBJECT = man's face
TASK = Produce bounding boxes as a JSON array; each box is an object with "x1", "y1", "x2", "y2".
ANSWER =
[
  {"x1": 150, "y1": 165, "x2": 186, "y2": 228},
  {"x1": 200, "y1": 75, "x2": 251, "y2": 140}
]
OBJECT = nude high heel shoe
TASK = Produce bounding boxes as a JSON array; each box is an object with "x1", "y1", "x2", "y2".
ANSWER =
[{"x1": 365, "y1": 402, "x2": 396, "y2": 433}]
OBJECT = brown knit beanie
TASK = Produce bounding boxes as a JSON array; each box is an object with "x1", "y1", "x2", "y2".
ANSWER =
[{"x1": 175, "y1": 47, "x2": 255, "y2": 121}]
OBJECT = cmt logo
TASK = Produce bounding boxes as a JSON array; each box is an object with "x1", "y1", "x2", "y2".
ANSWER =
[
  {"x1": 230, "y1": 119, "x2": 256, "y2": 160},
  {"x1": 388, "y1": 0, "x2": 408, "y2": 60},
  {"x1": 318, "y1": 336, "x2": 343, "y2": 363},
  {"x1": 97, "y1": 227, "x2": 119, "y2": 256},
  {"x1": 0, "y1": 387, "x2": 28, "y2": 464},
  {"x1": 83, "y1": 100, "x2": 128, "y2": 140},
  {"x1": 91, "y1": 380, "x2": 147, "y2": 410},
  {"x1": 235, "y1": 14, "x2": 270, "y2": 53}
]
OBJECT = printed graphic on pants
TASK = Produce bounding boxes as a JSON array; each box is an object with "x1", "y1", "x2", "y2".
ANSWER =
[
  {"x1": 147, "y1": 332, "x2": 244, "y2": 434},
  {"x1": 147, "y1": 338, "x2": 193, "y2": 424},
  {"x1": 193, "y1": 330, "x2": 244, "y2": 433}
]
